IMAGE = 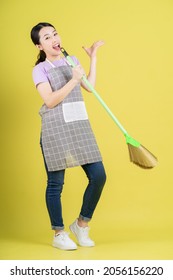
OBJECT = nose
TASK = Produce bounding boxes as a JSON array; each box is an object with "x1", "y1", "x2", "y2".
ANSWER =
[{"x1": 52, "y1": 36, "x2": 57, "y2": 43}]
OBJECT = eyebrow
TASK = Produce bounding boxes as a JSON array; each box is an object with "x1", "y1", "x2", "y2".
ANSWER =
[{"x1": 43, "y1": 30, "x2": 57, "y2": 38}]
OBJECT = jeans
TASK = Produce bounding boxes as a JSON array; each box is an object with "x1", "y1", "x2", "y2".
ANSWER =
[{"x1": 40, "y1": 142, "x2": 106, "y2": 230}]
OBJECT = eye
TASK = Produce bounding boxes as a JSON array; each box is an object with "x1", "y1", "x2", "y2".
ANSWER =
[
  {"x1": 54, "y1": 32, "x2": 58, "y2": 36},
  {"x1": 45, "y1": 36, "x2": 50, "y2": 40}
]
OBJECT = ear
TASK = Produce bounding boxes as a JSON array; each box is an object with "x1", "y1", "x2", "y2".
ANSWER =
[{"x1": 36, "y1": 44, "x2": 43, "y2": 51}]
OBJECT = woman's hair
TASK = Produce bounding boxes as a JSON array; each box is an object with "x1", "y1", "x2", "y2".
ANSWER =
[{"x1": 31, "y1": 22, "x2": 55, "y2": 65}]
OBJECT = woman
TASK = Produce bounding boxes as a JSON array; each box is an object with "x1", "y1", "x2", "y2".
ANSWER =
[{"x1": 31, "y1": 22, "x2": 106, "y2": 250}]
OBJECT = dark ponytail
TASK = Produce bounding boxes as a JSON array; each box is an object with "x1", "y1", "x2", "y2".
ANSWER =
[
  {"x1": 30, "y1": 22, "x2": 55, "y2": 65},
  {"x1": 36, "y1": 50, "x2": 46, "y2": 65}
]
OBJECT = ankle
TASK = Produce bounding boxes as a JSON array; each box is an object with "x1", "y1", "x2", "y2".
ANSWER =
[
  {"x1": 77, "y1": 218, "x2": 88, "y2": 228},
  {"x1": 55, "y1": 230, "x2": 64, "y2": 236}
]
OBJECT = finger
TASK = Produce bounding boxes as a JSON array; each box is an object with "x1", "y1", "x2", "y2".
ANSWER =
[
  {"x1": 82, "y1": 46, "x2": 88, "y2": 51},
  {"x1": 95, "y1": 40, "x2": 105, "y2": 46}
]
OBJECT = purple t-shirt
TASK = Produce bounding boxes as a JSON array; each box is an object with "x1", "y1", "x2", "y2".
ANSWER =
[{"x1": 32, "y1": 56, "x2": 79, "y2": 87}]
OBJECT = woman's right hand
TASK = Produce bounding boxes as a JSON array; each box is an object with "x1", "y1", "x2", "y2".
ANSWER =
[
  {"x1": 37, "y1": 65, "x2": 86, "y2": 109},
  {"x1": 72, "y1": 65, "x2": 85, "y2": 82}
]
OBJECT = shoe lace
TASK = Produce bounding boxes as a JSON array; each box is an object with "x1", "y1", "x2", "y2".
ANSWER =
[{"x1": 56, "y1": 232, "x2": 69, "y2": 240}]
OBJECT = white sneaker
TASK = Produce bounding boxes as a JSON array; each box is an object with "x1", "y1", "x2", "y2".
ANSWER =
[
  {"x1": 70, "y1": 220, "x2": 95, "y2": 247},
  {"x1": 52, "y1": 231, "x2": 77, "y2": 250}
]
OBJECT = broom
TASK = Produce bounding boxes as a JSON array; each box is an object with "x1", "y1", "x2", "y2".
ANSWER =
[{"x1": 60, "y1": 47, "x2": 158, "y2": 169}]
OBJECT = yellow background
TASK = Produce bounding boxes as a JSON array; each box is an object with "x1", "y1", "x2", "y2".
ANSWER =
[{"x1": 0, "y1": 0, "x2": 173, "y2": 260}]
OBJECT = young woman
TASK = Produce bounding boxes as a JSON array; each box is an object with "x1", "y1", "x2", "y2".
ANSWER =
[{"x1": 31, "y1": 22, "x2": 106, "y2": 250}]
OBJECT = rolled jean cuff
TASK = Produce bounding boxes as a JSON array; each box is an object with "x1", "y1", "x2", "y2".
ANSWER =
[
  {"x1": 79, "y1": 214, "x2": 91, "y2": 222},
  {"x1": 52, "y1": 225, "x2": 64, "y2": 230}
]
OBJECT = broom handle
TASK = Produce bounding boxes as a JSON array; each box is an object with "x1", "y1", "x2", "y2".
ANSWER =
[
  {"x1": 61, "y1": 48, "x2": 128, "y2": 136},
  {"x1": 82, "y1": 76, "x2": 128, "y2": 135}
]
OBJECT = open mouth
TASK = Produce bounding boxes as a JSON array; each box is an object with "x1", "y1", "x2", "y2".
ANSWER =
[{"x1": 53, "y1": 44, "x2": 61, "y2": 51}]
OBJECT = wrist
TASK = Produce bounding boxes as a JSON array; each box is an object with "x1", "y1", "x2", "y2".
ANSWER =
[
  {"x1": 71, "y1": 77, "x2": 81, "y2": 84},
  {"x1": 91, "y1": 55, "x2": 97, "y2": 61}
]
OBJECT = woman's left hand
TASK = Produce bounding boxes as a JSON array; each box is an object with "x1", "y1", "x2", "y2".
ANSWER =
[{"x1": 82, "y1": 40, "x2": 104, "y2": 58}]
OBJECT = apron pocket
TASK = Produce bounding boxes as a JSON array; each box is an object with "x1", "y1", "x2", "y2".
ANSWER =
[{"x1": 62, "y1": 101, "x2": 88, "y2": 123}]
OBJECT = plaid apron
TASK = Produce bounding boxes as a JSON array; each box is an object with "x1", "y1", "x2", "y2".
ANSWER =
[{"x1": 40, "y1": 61, "x2": 102, "y2": 171}]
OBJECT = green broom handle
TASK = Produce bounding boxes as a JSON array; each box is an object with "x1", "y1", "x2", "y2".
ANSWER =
[
  {"x1": 61, "y1": 48, "x2": 128, "y2": 136},
  {"x1": 82, "y1": 76, "x2": 128, "y2": 135}
]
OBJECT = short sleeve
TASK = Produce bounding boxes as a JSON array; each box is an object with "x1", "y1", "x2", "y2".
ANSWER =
[{"x1": 32, "y1": 64, "x2": 49, "y2": 87}]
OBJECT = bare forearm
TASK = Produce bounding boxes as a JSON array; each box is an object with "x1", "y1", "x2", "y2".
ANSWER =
[
  {"x1": 38, "y1": 65, "x2": 85, "y2": 109},
  {"x1": 45, "y1": 78, "x2": 79, "y2": 108},
  {"x1": 81, "y1": 57, "x2": 97, "y2": 91},
  {"x1": 87, "y1": 56, "x2": 97, "y2": 86}
]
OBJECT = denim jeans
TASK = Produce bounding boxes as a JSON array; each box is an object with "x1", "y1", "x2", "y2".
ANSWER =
[{"x1": 40, "y1": 142, "x2": 106, "y2": 230}]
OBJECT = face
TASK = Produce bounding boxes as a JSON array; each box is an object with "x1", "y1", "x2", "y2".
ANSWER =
[{"x1": 37, "y1": 26, "x2": 62, "y2": 60}]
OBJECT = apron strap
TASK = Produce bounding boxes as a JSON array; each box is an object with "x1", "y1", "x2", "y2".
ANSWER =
[{"x1": 46, "y1": 58, "x2": 71, "y2": 68}]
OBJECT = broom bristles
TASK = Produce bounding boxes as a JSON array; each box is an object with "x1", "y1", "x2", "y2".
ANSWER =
[{"x1": 127, "y1": 143, "x2": 158, "y2": 169}]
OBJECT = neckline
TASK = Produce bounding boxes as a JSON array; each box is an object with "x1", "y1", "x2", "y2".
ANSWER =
[
  {"x1": 46, "y1": 57, "x2": 71, "y2": 68},
  {"x1": 46, "y1": 58, "x2": 56, "y2": 68}
]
